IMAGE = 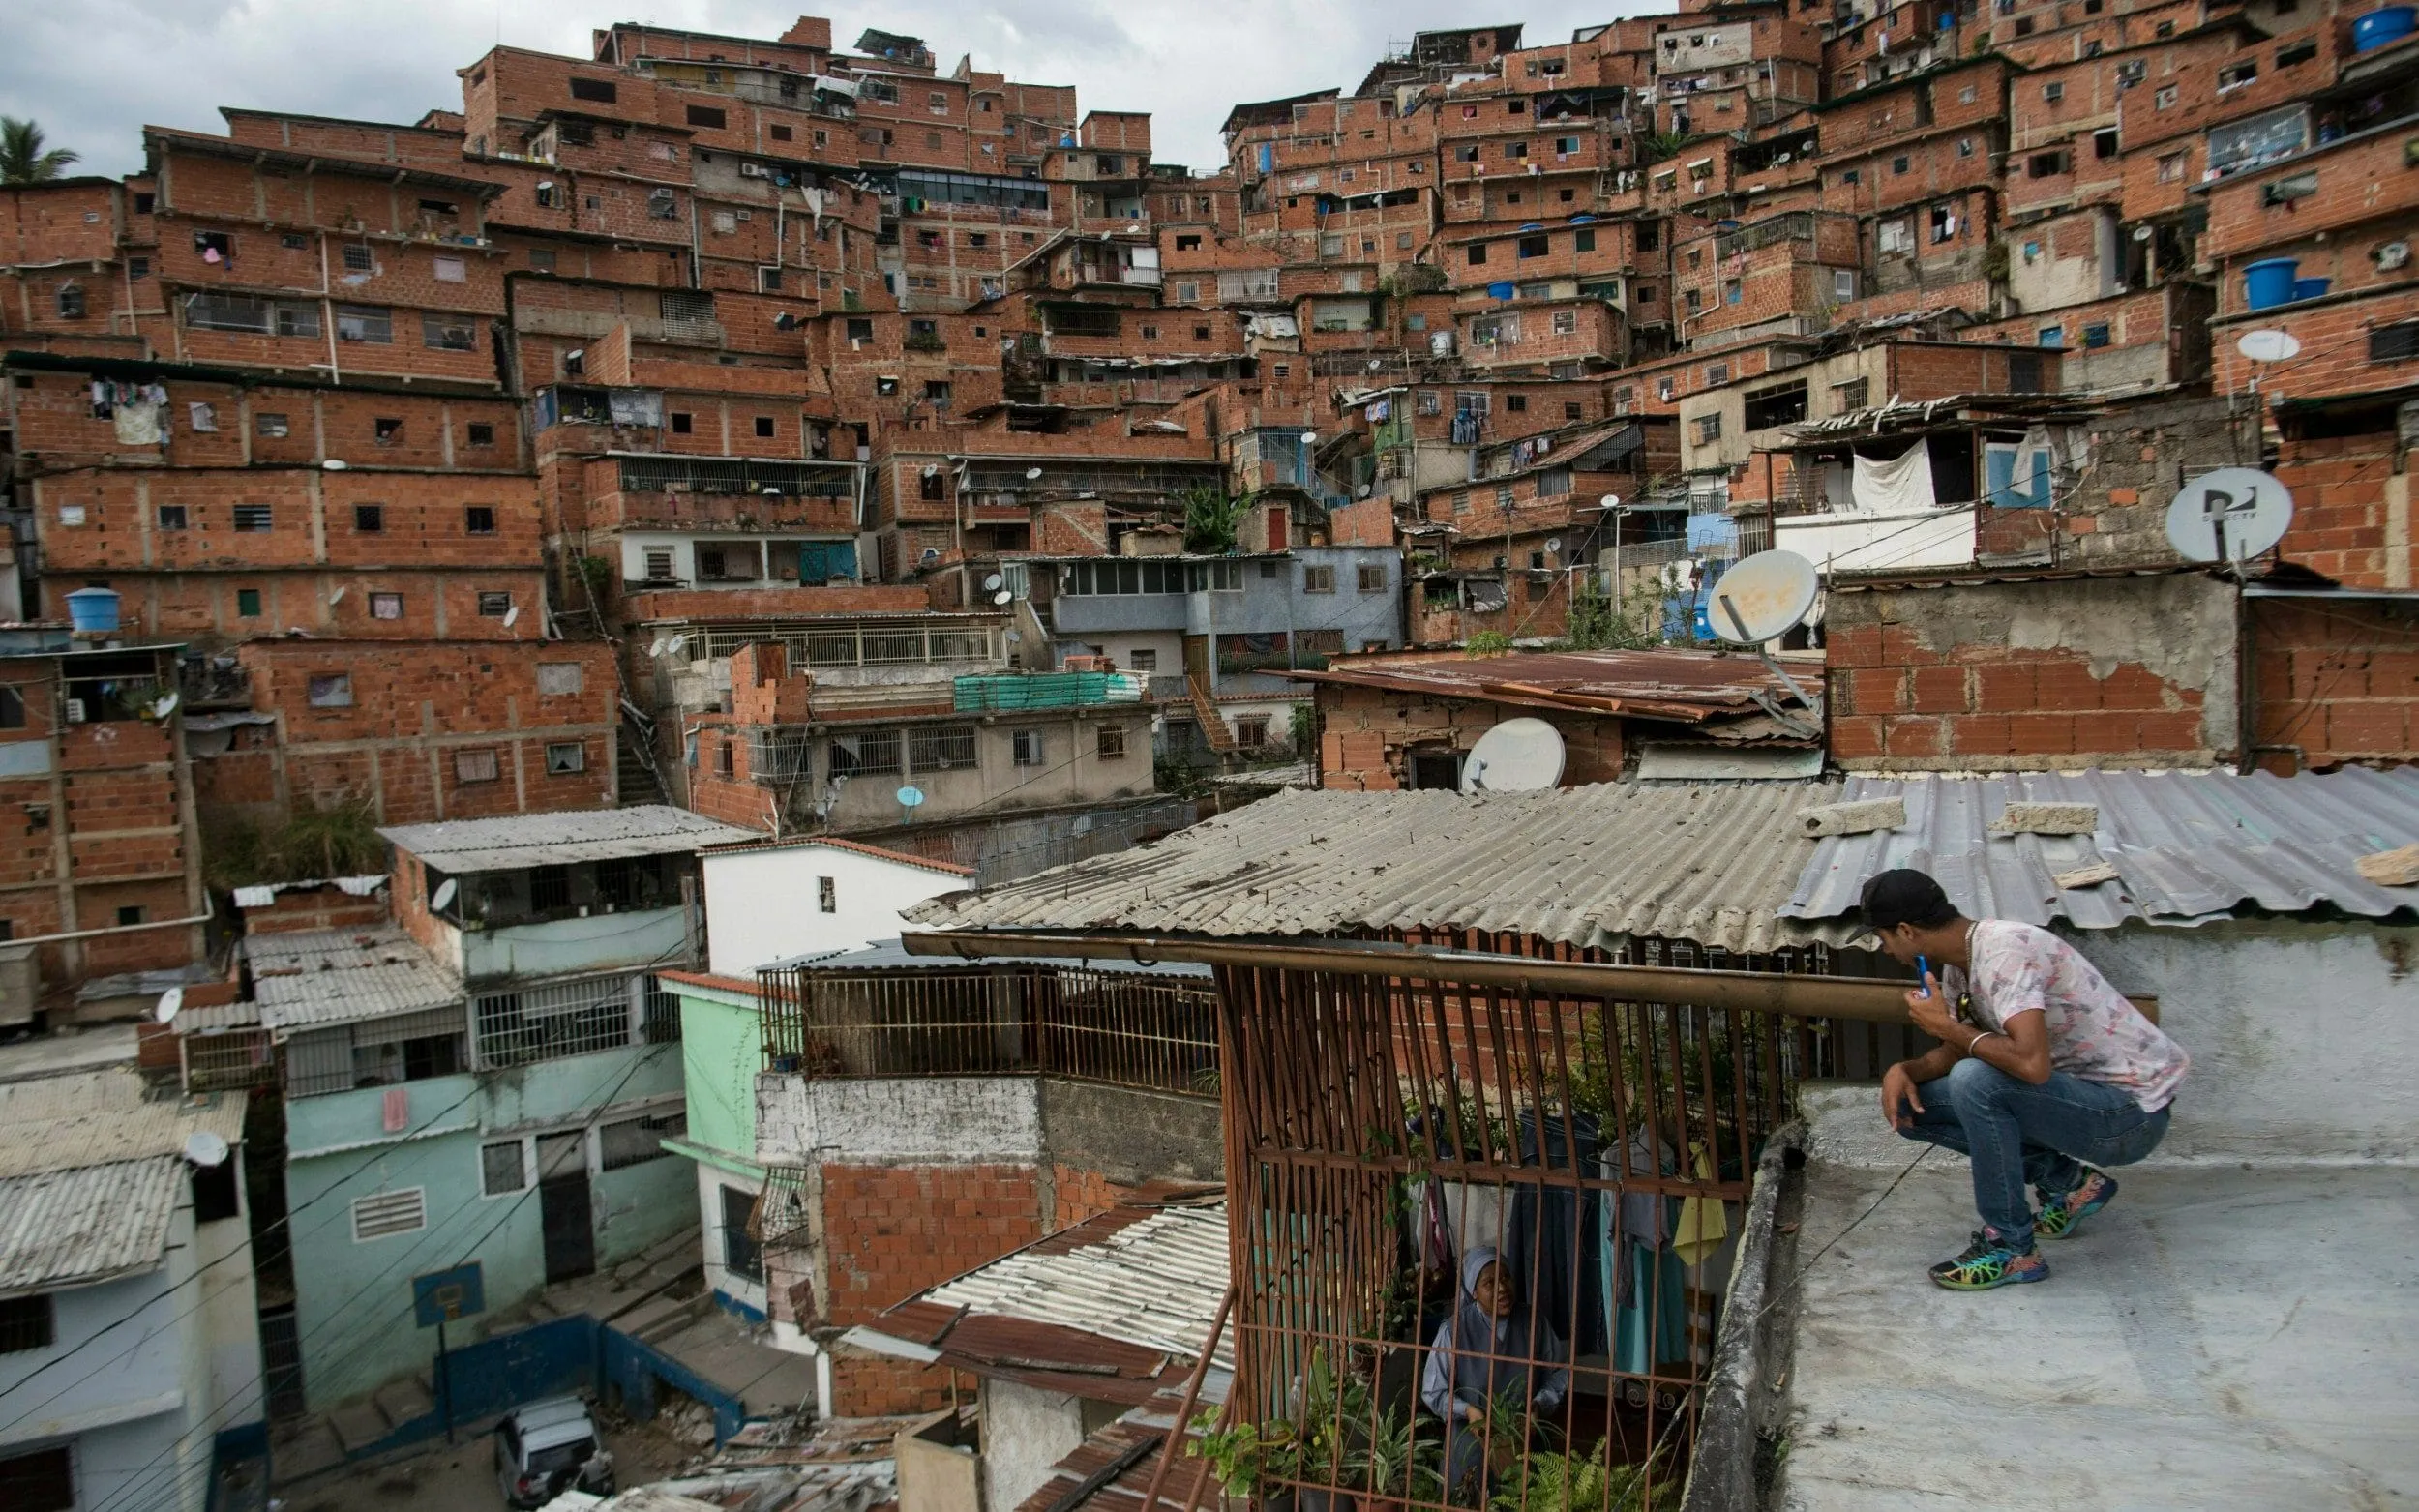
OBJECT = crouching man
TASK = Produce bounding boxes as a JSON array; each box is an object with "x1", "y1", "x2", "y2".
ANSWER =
[{"x1": 1862, "y1": 868, "x2": 2190, "y2": 1290}]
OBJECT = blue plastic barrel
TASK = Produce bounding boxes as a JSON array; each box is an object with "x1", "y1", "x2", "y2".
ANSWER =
[
  {"x1": 2293, "y1": 276, "x2": 2332, "y2": 301},
  {"x1": 65, "y1": 588, "x2": 120, "y2": 634},
  {"x1": 2244, "y1": 257, "x2": 2300, "y2": 311},
  {"x1": 2354, "y1": 6, "x2": 2417, "y2": 52}
]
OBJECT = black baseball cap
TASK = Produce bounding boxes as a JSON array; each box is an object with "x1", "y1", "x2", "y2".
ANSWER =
[{"x1": 1860, "y1": 868, "x2": 1958, "y2": 932}]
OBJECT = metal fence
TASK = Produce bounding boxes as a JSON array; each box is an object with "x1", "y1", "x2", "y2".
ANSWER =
[
  {"x1": 1205, "y1": 942, "x2": 1829, "y2": 1512},
  {"x1": 756, "y1": 963, "x2": 1219, "y2": 1097},
  {"x1": 474, "y1": 971, "x2": 678, "y2": 1070}
]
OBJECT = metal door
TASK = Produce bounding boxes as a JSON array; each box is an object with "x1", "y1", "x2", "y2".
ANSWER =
[
  {"x1": 536, "y1": 1132, "x2": 594, "y2": 1284},
  {"x1": 258, "y1": 1304, "x2": 307, "y2": 1419}
]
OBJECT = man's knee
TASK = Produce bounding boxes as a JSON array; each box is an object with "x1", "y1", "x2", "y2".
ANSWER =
[{"x1": 1943, "y1": 1054, "x2": 2018, "y2": 1108}]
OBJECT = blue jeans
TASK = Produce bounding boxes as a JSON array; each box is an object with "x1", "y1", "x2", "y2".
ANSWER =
[{"x1": 1899, "y1": 1058, "x2": 2171, "y2": 1239}]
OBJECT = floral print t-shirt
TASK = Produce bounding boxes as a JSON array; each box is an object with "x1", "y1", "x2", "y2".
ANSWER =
[{"x1": 1941, "y1": 920, "x2": 2189, "y2": 1112}]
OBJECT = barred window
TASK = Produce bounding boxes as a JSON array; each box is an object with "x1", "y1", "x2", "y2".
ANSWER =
[
  {"x1": 335, "y1": 305, "x2": 392, "y2": 343},
  {"x1": 0, "y1": 1295, "x2": 52, "y2": 1354},
  {"x1": 909, "y1": 725, "x2": 977, "y2": 771},
  {"x1": 600, "y1": 1110, "x2": 685, "y2": 1170},
  {"x1": 422, "y1": 312, "x2": 477, "y2": 351},
  {"x1": 481, "y1": 1141, "x2": 526, "y2": 1196}
]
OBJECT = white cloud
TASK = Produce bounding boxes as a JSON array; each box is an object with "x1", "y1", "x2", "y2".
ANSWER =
[{"x1": 2, "y1": 1, "x2": 1636, "y2": 181}]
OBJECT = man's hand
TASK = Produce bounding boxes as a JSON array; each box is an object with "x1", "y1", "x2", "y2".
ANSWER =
[
  {"x1": 1459, "y1": 1402, "x2": 1484, "y2": 1425},
  {"x1": 1880, "y1": 1062, "x2": 1926, "y2": 1131},
  {"x1": 1905, "y1": 972, "x2": 1960, "y2": 1045}
]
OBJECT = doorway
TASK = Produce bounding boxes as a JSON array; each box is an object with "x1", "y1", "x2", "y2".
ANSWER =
[{"x1": 537, "y1": 1132, "x2": 594, "y2": 1284}]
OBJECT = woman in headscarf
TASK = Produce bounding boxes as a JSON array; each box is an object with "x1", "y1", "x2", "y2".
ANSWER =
[{"x1": 1419, "y1": 1247, "x2": 1570, "y2": 1496}]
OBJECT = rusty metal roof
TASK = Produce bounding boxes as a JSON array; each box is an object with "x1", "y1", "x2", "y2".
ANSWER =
[
  {"x1": 0, "y1": 1157, "x2": 187, "y2": 1294},
  {"x1": 1290, "y1": 647, "x2": 1815, "y2": 727},
  {"x1": 910, "y1": 782, "x2": 1856, "y2": 956},
  {"x1": 0, "y1": 1067, "x2": 247, "y2": 1179},
  {"x1": 1781, "y1": 767, "x2": 2419, "y2": 931}
]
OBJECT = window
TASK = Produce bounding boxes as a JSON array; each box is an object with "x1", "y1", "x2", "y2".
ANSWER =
[
  {"x1": 1096, "y1": 725, "x2": 1128, "y2": 759},
  {"x1": 465, "y1": 506, "x2": 497, "y2": 535},
  {"x1": 2028, "y1": 151, "x2": 2071, "y2": 178},
  {"x1": 2277, "y1": 40, "x2": 2317, "y2": 67},
  {"x1": 233, "y1": 504, "x2": 273, "y2": 532},
  {"x1": 0, "y1": 1445, "x2": 73, "y2": 1511},
  {"x1": 116, "y1": 905, "x2": 145, "y2": 927},
  {"x1": 2039, "y1": 325, "x2": 2065, "y2": 348},
  {"x1": 351, "y1": 1187, "x2": 427, "y2": 1241},
  {"x1": 433, "y1": 254, "x2": 466, "y2": 283},
  {"x1": 2157, "y1": 153, "x2": 2186, "y2": 183},
  {"x1": 374, "y1": 417, "x2": 403, "y2": 444},
  {"x1": 346, "y1": 504, "x2": 384, "y2": 536},
  {"x1": 669, "y1": 411, "x2": 695, "y2": 435},
  {"x1": 237, "y1": 588, "x2": 262, "y2": 617},
  {"x1": 687, "y1": 104, "x2": 727, "y2": 129},
  {"x1": 1518, "y1": 234, "x2": 1549, "y2": 258},
  {"x1": 478, "y1": 591, "x2": 512, "y2": 616},
  {"x1": 1468, "y1": 242, "x2": 1489, "y2": 266},
  {"x1": 2082, "y1": 322, "x2": 2112, "y2": 350},
  {"x1": 1878, "y1": 219, "x2": 1913, "y2": 255},
  {"x1": 570, "y1": 76, "x2": 617, "y2": 103},
  {"x1": 1356, "y1": 563, "x2": 1388, "y2": 594},
  {"x1": 2044, "y1": 82, "x2": 2065, "y2": 103},
  {"x1": 0, "y1": 689, "x2": 21, "y2": 731},
  {"x1": 1013, "y1": 728, "x2": 1044, "y2": 766},
  {"x1": 157, "y1": 504, "x2": 188, "y2": 530},
  {"x1": 2370, "y1": 324, "x2": 2419, "y2": 362},
  {"x1": 335, "y1": 305, "x2": 392, "y2": 343},
  {"x1": 1833, "y1": 269, "x2": 1858, "y2": 303},
  {"x1": 194, "y1": 229, "x2": 232, "y2": 260},
  {"x1": 2218, "y1": 61, "x2": 2256, "y2": 91},
  {"x1": 55, "y1": 284, "x2": 84, "y2": 319},
  {"x1": 371, "y1": 592, "x2": 403, "y2": 620},
  {"x1": 467, "y1": 422, "x2": 495, "y2": 447},
  {"x1": 1303, "y1": 564, "x2": 1336, "y2": 593},
  {"x1": 421, "y1": 312, "x2": 476, "y2": 350},
  {"x1": 1931, "y1": 205, "x2": 1957, "y2": 243},
  {"x1": 1235, "y1": 716, "x2": 1270, "y2": 750},
  {"x1": 2263, "y1": 171, "x2": 2319, "y2": 206},
  {"x1": 1833, "y1": 377, "x2": 1871, "y2": 411},
  {"x1": 1743, "y1": 380, "x2": 1808, "y2": 430},
  {"x1": 1706, "y1": 362, "x2": 1732, "y2": 385},
  {"x1": 770, "y1": 123, "x2": 793, "y2": 142},
  {"x1": 909, "y1": 726, "x2": 977, "y2": 771},
  {"x1": 0, "y1": 1295, "x2": 53, "y2": 1354},
  {"x1": 1553, "y1": 310, "x2": 1579, "y2": 335},
  {"x1": 533, "y1": 663, "x2": 583, "y2": 700},
  {"x1": 256, "y1": 412, "x2": 289, "y2": 438},
  {"x1": 455, "y1": 749, "x2": 499, "y2": 784},
  {"x1": 545, "y1": 742, "x2": 584, "y2": 775},
  {"x1": 754, "y1": 416, "x2": 775, "y2": 439},
  {"x1": 2156, "y1": 85, "x2": 2177, "y2": 109},
  {"x1": 1694, "y1": 414, "x2": 1723, "y2": 444},
  {"x1": 307, "y1": 674, "x2": 353, "y2": 709},
  {"x1": 482, "y1": 1141, "x2": 527, "y2": 1196}
]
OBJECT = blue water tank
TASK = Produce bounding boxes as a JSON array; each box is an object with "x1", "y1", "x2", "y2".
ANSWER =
[
  {"x1": 2244, "y1": 257, "x2": 2300, "y2": 311},
  {"x1": 65, "y1": 588, "x2": 120, "y2": 634},
  {"x1": 2293, "y1": 276, "x2": 2333, "y2": 301},
  {"x1": 2354, "y1": 6, "x2": 2417, "y2": 52}
]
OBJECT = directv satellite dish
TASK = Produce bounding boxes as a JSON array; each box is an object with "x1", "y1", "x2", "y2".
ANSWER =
[
  {"x1": 184, "y1": 1130, "x2": 229, "y2": 1169},
  {"x1": 155, "y1": 986, "x2": 184, "y2": 1024},
  {"x1": 896, "y1": 785, "x2": 925, "y2": 808},
  {"x1": 431, "y1": 877, "x2": 459, "y2": 912},
  {"x1": 1025, "y1": 466, "x2": 1044, "y2": 480},
  {"x1": 993, "y1": 590, "x2": 1013, "y2": 605},
  {"x1": 2236, "y1": 329, "x2": 2301, "y2": 363},
  {"x1": 502, "y1": 603, "x2": 521, "y2": 628},
  {"x1": 2165, "y1": 466, "x2": 2292, "y2": 566},
  {"x1": 1709, "y1": 549, "x2": 1821, "y2": 645},
  {"x1": 982, "y1": 573, "x2": 1004, "y2": 592},
  {"x1": 1461, "y1": 719, "x2": 1566, "y2": 794}
]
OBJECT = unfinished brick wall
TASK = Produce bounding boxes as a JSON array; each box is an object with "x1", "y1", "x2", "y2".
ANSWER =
[
  {"x1": 2250, "y1": 598, "x2": 2419, "y2": 772},
  {"x1": 1315, "y1": 681, "x2": 1624, "y2": 790},
  {"x1": 1825, "y1": 572, "x2": 2239, "y2": 770},
  {"x1": 818, "y1": 1163, "x2": 1042, "y2": 1327},
  {"x1": 1050, "y1": 1164, "x2": 1141, "y2": 1230},
  {"x1": 827, "y1": 1342, "x2": 958, "y2": 1419}
]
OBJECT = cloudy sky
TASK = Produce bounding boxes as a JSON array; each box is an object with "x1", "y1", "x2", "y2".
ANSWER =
[{"x1": 2, "y1": 2, "x2": 1637, "y2": 182}]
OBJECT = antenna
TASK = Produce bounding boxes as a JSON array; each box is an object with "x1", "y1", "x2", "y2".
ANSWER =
[
  {"x1": 2165, "y1": 466, "x2": 2293, "y2": 574},
  {"x1": 1461, "y1": 719, "x2": 1566, "y2": 794},
  {"x1": 183, "y1": 1130, "x2": 230, "y2": 1168},
  {"x1": 1706, "y1": 548, "x2": 1825, "y2": 735},
  {"x1": 154, "y1": 986, "x2": 184, "y2": 1024}
]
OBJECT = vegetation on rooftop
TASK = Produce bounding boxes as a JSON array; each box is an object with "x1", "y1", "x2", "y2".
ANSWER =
[{"x1": 206, "y1": 800, "x2": 385, "y2": 891}]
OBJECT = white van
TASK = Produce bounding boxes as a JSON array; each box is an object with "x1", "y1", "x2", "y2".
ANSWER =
[{"x1": 493, "y1": 1395, "x2": 614, "y2": 1508}]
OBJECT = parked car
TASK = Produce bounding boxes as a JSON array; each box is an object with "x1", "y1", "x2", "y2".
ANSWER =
[{"x1": 494, "y1": 1395, "x2": 615, "y2": 1508}]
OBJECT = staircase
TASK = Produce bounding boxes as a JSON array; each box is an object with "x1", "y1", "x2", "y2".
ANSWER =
[
  {"x1": 616, "y1": 720, "x2": 668, "y2": 807},
  {"x1": 1187, "y1": 674, "x2": 1238, "y2": 753}
]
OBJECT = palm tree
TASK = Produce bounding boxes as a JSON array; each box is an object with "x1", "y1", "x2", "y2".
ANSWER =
[{"x1": 0, "y1": 118, "x2": 80, "y2": 185}]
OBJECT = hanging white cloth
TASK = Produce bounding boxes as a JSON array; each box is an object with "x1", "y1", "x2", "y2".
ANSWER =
[{"x1": 1851, "y1": 442, "x2": 1936, "y2": 514}]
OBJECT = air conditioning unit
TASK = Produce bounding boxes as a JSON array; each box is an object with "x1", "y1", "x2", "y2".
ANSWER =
[{"x1": 740, "y1": 163, "x2": 770, "y2": 178}]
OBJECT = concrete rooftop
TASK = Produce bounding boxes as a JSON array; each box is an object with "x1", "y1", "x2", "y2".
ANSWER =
[{"x1": 1780, "y1": 1092, "x2": 2419, "y2": 1509}]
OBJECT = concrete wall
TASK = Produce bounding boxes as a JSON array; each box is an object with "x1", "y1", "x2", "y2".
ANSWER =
[
  {"x1": 677, "y1": 986, "x2": 762, "y2": 1162},
  {"x1": 703, "y1": 845, "x2": 967, "y2": 975},
  {"x1": 1037, "y1": 1079, "x2": 1225, "y2": 1188},
  {"x1": 757, "y1": 1074, "x2": 1043, "y2": 1167},
  {"x1": 692, "y1": 1160, "x2": 767, "y2": 1318},
  {"x1": 980, "y1": 1379, "x2": 1113, "y2": 1512},
  {"x1": 459, "y1": 904, "x2": 692, "y2": 984},
  {"x1": 284, "y1": 1043, "x2": 688, "y2": 1408}
]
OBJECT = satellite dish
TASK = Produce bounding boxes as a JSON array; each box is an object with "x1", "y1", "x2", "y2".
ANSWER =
[
  {"x1": 149, "y1": 692, "x2": 180, "y2": 720},
  {"x1": 647, "y1": 637, "x2": 669, "y2": 657},
  {"x1": 993, "y1": 590, "x2": 1013, "y2": 605},
  {"x1": 896, "y1": 785, "x2": 925, "y2": 808},
  {"x1": 920, "y1": 548, "x2": 941, "y2": 564},
  {"x1": 1461, "y1": 719, "x2": 1566, "y2": 794},
  {"x1": 328, "y1": 586, "x2": 347, "y2": 605},
  {"x1": 1598, "y1": 493, "x2": 1623, "y2": 511},
  {"x1": 1545, "y1": 537, "x2": 1563, "y2": 554},
  {"x1": 1025, "y1": 466, "x2": 1044, "y2": 480},
  {"x1": 982, "y1": 573, "x2": 1004, "y2": 591},
  {"x1": 322, "y1": 459, "x2": 348, "y2": 471},
  {"x1": 1708, "y1": 549, "x2": 1820, "y2": 644},
  {"x1": 2165, "y1": 467, "x2": 2293, "y2": 565},
  {"x1": 155, "y1": 986, "x2": 184, "y2": 1024},
  {"x1": 664, "y1": 633, "x2": 690, "y2": 658},
  {"x1": 921, "y1": 463, "x2": 940, "y2": 478},
  {"x1": 2132, "y1": 224, "x2": 2155, "y2": 242},
  {"x1": 183, "y1": 1130, "x2": 229, "y2": 1169},
  {"x1": 1299, "y1": 430, "x2": 1318, "y2": 444},
  {"x1": 430, "y1": 877, "x2": 459, "y2": 912},
  {"x1": 502, "y1": 603, "x2": 520, "y2": 628},
  {"x1": 2235, "y1": 329, "x2": 2301, "y2": 363}
]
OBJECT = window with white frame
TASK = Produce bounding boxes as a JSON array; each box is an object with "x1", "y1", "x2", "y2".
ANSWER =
[{"x1": 481, "y1": 1141, "x2": 526, "y2": 1196}]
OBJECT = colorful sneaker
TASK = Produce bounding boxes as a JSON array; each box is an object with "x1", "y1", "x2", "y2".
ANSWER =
[
  {"x1": 2033, "y1": 1171, "x2": 2117, "y2": 1241},
  {"x1": 1928, "y1": 1228, "x2": 2050, "y2": 1290}
]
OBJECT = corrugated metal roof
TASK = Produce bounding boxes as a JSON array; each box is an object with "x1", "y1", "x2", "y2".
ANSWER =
[
  {"x1": 379, "y1": 805, "x2": 758, "y2": 873},
  {"x1": 0, "y1": 1157, "x2": 184, "y2": 1293},
  {"x1": 910, "y1": 782, "x2": 1854, "y2": 956},
  {"x1": 1782, "y1": 767, "x2": 2419, "y2": 931},
  {"x1": 768, "y1": 938, "x2": 1211, "y2": 979},
  {"x1": 0, "y1": 1067, "x2": 246, "y2": 1179},
  {"x1": 246, "y1": 926, "x2": 464, "y2": 1031},
  {"x1": 918, "y1": 1204, "x2": 1235, "y2": 1371},
  {"x1": 1291, "y1": 647, "x2": 1812, "y2": 727}
]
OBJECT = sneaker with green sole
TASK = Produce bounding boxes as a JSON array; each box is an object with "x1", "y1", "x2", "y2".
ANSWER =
[
  {"x1": 2033, "y1": 1171, "x2": 2117, "y2": 1241},
  {"x1": 1928, "y1": 1227, "x2": 2050, "y2": 1290}
]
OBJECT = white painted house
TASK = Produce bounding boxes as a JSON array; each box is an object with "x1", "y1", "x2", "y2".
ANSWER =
[{"x1": 700, "y1": 838, "x2": 975, "y2": 975}]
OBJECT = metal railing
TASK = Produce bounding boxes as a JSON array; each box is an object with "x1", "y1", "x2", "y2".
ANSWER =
[
  {"x1": 474, "y1": 970, "x2": 678, "y2": 1070},
  {"x1": 757, "y1": 962, "x2": 1220, "y2": 1097}
]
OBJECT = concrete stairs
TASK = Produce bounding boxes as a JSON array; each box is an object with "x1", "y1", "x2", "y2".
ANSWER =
[
  {"x1": 616, "y1": 723, "x2": 668, "y2": 807},
  {"x1": 325, "y1": 1375, "x2": 436, "y2": 1456}
]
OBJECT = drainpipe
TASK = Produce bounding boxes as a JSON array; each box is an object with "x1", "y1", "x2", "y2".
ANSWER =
[{"x1": 11, "y1": 896, "x2": 214, "y2": 949}]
